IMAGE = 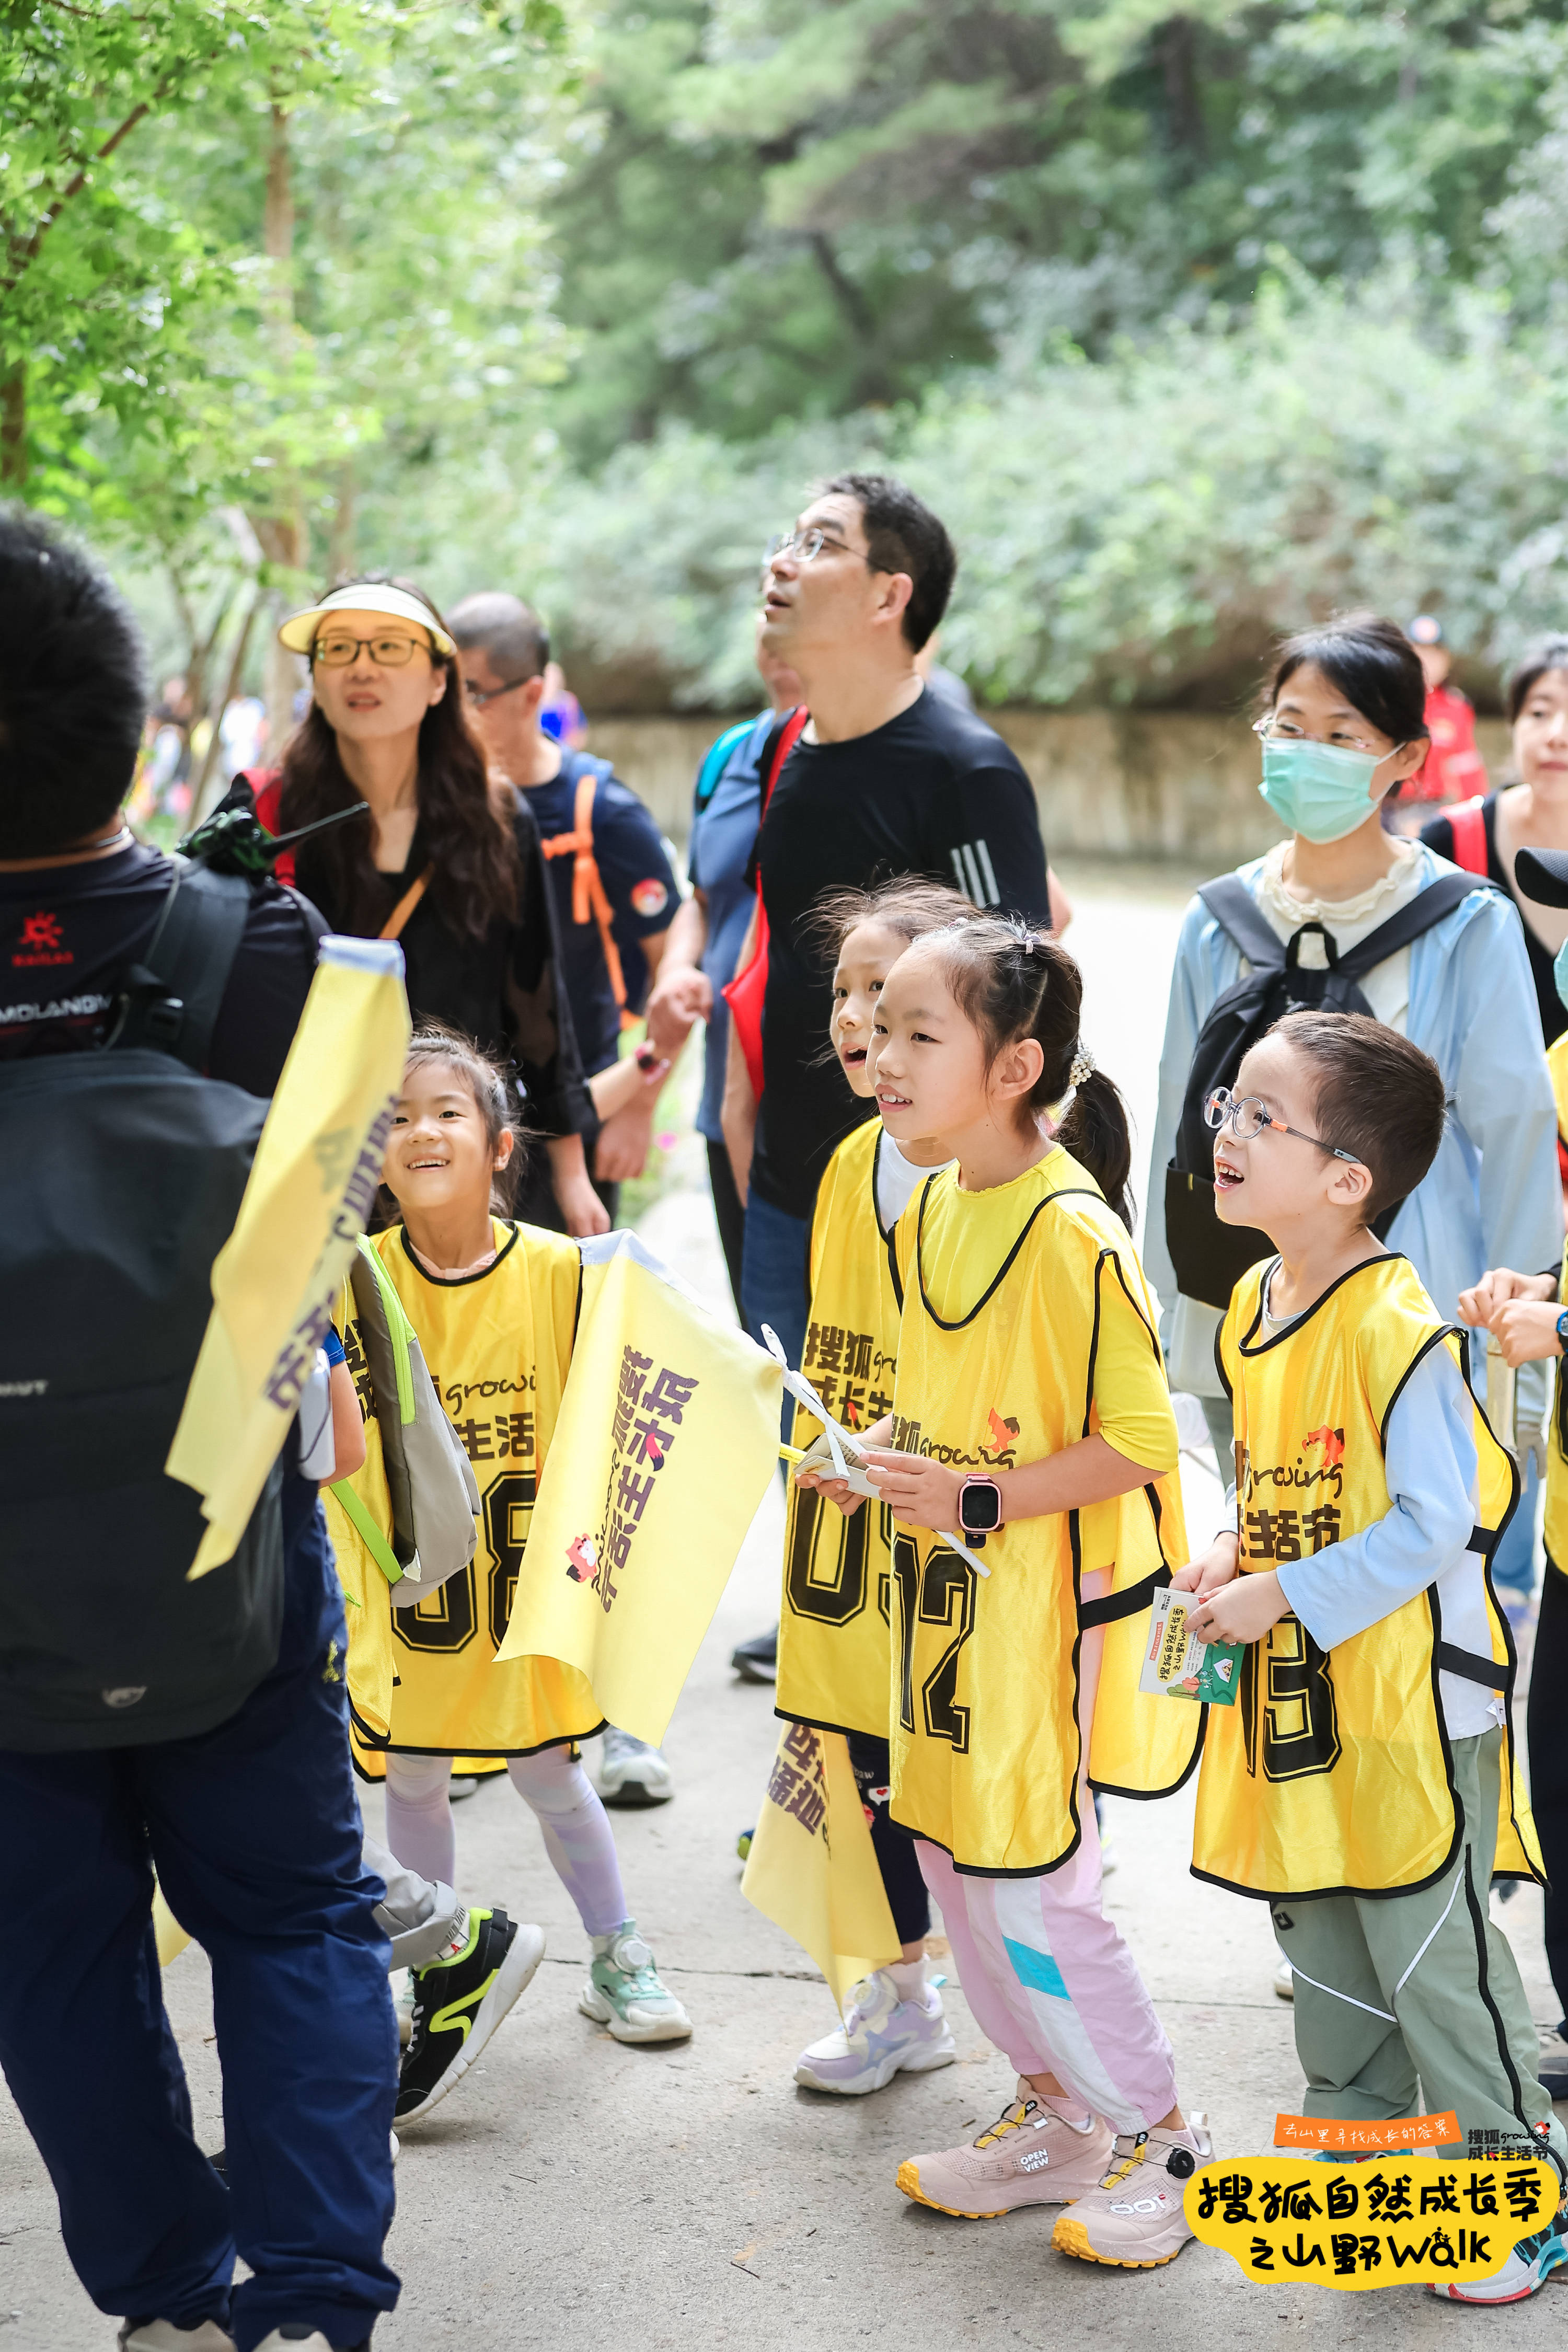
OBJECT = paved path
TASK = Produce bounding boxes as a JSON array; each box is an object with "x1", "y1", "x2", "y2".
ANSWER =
[{"x1": 4, "y1": 861, "x2": 1562, "y2": 2348}]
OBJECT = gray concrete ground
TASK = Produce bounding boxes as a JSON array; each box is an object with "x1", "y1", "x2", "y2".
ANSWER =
[{"x1": 3, "y1": 860, "x2": 1563, "y2": 2349}]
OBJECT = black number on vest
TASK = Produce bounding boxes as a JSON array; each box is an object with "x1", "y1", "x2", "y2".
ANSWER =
[
  {"x1": 393, "y1": 1563, "x2": 477, "y2": 1654},
  {"x1": 1241, "y1": 1612, "x2": 1342, "y2": 1782},
  {"x1": 485, "y1": 1471, "x2": 536, "y2": 1652},
  {"x1": 787, "y1": 1485, "x2": 870, "y2": 1624},
  {"x1": 893, "y1": 1534, "x2": 975, "y2": 1753}
]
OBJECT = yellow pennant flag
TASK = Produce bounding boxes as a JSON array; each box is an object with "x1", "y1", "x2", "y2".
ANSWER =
[
  {"x1": 166, "y1": 938, "x2": 411, "y2": 1575},
  {"x1": 153, "y1": 1885, "x2": 191, "y2": 1969},
  {"x1": 742, "y1": 1722, "x2": 902, "y2": 2010},
  {"x1": 495, "y1": 1230, "x2": 780, "y2": 1742}
]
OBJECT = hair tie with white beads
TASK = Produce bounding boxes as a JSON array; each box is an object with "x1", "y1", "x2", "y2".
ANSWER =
[{"x1": 1069, "y1": 1048, "x2": 1095, "y2": 1089}]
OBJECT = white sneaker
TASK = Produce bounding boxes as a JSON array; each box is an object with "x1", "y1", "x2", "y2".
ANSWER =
[
  {"x1": 391, "y1": 1966, "x2": 414, "y2": 2047},
  {"x1": 119, "y1": 2325, "x2": 235, "y2": 2352},
  {"x1": 1273, "y1": 1955, "x2": 1294, "y2": 2001},
  {"x1": 251, "y1": 2336, "x2": 335, "y2": 2352},
  {"x1": 596, "y1": 1727, "x2": 673, "y2": 1807},
  {"x1": 795, "y1": 1970, "x2": 956, "y2": 2094}
]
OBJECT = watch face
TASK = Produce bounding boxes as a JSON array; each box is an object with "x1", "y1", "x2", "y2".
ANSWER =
[{"x1": 960, "y1": 1480, "x2": 1001, "y2": 1532}]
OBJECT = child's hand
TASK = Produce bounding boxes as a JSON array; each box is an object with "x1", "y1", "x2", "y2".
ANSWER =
[
  {"x1": 1188, "y1": 1570, "x2": 1288, "y2": 1647},
  {"x1": 1490, "y1": 1297, "x2": 1565, "y2": 1367},
  {"x1": 795, "y1": 1469, "x2": 865, "y2": 1516},
  {"x1": 1457, "y1": 1266, "x2": 1558, "y2": 1330},
  {"x1": 1171, "y1": 1535, "x2": 1239, "y2": 1596},
  {"x1": 862, "y1": 1449, "x2": 963, "y2": 1534}
]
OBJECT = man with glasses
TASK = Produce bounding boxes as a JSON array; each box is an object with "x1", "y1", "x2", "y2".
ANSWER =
[{"x1": 727, "y1": 477, "x2": 1053, "y2": 1636}]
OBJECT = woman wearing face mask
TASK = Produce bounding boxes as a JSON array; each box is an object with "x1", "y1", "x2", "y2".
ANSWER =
[
  {"x1": 1147, "y1": 615, "x2": 1560, "y2": 1540},
  {"x1": 255, "y1": 575, "x2": 606, "y2": 1237}
]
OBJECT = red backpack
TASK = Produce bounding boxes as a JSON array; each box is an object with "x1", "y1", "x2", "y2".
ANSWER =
[{"x1": 719, "y1": 706, "x2": 810, "y2": 1101}]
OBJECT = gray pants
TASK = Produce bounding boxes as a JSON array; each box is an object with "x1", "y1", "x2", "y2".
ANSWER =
[
  {"x1": 362, "y1": 1834, "x2": 463, "y2": 1973},
  {"x1": 1273, "y1": 1730, "x2": 1567, "y2": 2169}
]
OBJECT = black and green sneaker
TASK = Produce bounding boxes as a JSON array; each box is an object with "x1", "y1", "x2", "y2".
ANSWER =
[{"x1": 395, "y1": 1905, "x2": 545, "y2": 2125}]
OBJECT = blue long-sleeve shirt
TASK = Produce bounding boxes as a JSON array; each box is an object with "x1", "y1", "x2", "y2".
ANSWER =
[{"x1": 1146, "y1": 843, "x2": 1561, "y2": 1411}]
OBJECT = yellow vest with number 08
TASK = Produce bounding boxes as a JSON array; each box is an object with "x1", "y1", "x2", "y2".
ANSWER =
[
  {"x1": 1195, "y1": 1253, "x2": 1539, "y2": 1900},
  {"x1": 776, "y1": 1120, "x2": 905, "y2": 1742},
  {"x1": 887, "y1": 1152, "x2": 1197, "y2": 1876}
]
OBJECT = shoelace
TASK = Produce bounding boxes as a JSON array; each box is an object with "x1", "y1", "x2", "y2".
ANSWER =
[
  {"x1": 1099, "y1": 2130, "x2": 1150, "y2": 2188},
  {"x1": 975, "y1": 2097, "x2": 1041, "y2": 2150}
]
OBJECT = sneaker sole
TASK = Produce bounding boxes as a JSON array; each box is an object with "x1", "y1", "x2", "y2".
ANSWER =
[
  {"x1": 598, "y1": 1778, "x2": 673, "y2": 1808},
  {"x1": 896, "y1": 2157, "x2": 1082, "y2": 2219},
  {"x1": 796, "y1": 2037, "x2": 958, "y2": 2095},
  {"x1": 731, "y1": 1662, "x2": 777, "y2": 1682},
  {"x1": 1051, "y1": 2215, "x2": 1189, "y2": 2268},
  {"x1": 398, "y1": 1923, "x2": 546, "y2": 2126},
  {"x1": 578, "y1": 1984, "x2": 693, "y2": 2043}
]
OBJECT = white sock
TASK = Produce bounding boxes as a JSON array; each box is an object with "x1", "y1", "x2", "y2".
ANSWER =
[
  {"x1": 1043, "y1": 2093, "x2": 1096, "y2": 2129},
  {"x1": 887, "y1": 1956, "x2": 928, "y2": 2002}
]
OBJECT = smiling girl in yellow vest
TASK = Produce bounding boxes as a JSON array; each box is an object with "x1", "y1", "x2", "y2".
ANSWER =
[
  {"x1": 327, "y1": 1025, "x2": 693, "y2": 2088},
  {"x1": 776, "y1": 878, "x2": 970, "y2": 2098},
  {"x1": 1179, "y1": 1009, "x2": 1566, "y2": 2305},
  {"x1": 800, "y1": 915, "x2": 1210, "y2": 2269}
]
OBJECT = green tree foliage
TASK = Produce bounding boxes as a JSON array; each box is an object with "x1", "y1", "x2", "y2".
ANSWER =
[{"x1": 546, "y1": 1, "x2": 1568, "y2": 460}]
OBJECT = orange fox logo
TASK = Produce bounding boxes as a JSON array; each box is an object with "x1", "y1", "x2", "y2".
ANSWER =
[
  {"x1": 1304, "y1": 1426, "x2": 1345, "y2": 1468},
  {"x1": 566, "y1": 1534, "x2": 598, "y2": 1585}
]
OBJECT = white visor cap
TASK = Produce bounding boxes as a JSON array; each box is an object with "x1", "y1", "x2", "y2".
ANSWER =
[{"x1": 278, "y1": 582, "x2": 456, "y2": 658}]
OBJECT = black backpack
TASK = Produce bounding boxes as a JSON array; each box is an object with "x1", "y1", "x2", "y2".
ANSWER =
[
  {"x1": 1164, "y1": 870, "x2": 1490, "y2": 1311},
  {"x1": 0, "y1": 859, "x2": 292, "y2": 1750}
]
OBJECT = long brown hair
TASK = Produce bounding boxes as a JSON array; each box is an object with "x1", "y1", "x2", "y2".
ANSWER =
[{"x1": 278, "y1": 571, "x2": 520, "y2": 939}]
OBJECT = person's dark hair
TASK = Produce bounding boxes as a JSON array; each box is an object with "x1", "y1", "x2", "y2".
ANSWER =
[
  {"x1": 1506, "y1": 635, "x2": 1568, "y2": 725},
  {"x1": 805, "y1": 875, "x2": 975, "y2": 964},
  {"x1": 820, "y1": 472, "x2": 956, "y2": 654},
  {"x1": 378, "y1": 1022, "x2": 523, "y2": 1224},
  {"x1": 1265, "y1": 612, "x2": 1430, "y2": 748},
  {"x1": 924, "y1": 914, "x2": 1134, "y2": 1227},
  {"x1": 446, "y1": 591, "x2": 550, "y2": 685},
  {"x1": 1267, "y1": 1010, "x2": 1445, "y2": 1220},
  {"x1": 0, "y1": 511, "x2": 146, "y2": 857},
  {"x1": 279, "y1": 571, "x2": 519, "y2": 940}
]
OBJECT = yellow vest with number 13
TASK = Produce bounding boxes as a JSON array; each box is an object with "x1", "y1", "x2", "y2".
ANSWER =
[{"x1": 1195, "y1": 1252, "x2": 1540, "y2": 1900}]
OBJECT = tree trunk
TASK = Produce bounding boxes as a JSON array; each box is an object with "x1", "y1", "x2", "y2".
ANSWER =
[
  {"x1": 1, "y1": 363, "x2": 25, "y2": 490},
  {"x1": 1160, "y1": 17, "x2": 1206, "y2": 167}
]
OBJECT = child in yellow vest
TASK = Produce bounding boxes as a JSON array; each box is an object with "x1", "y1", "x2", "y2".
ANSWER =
[
  {"x1": 777, "y1": 878, "x2": 970, "y2": 2095},
  {"x1": 1178, "y1": 1007, "x2": 1567, "y2": 2304},
  {"x1": 327, "y1": 1025, "x2": 692, "y2": 2129},
  {"x1": 801, "y1": 914, "x2": 1209, "y2": 2269}
]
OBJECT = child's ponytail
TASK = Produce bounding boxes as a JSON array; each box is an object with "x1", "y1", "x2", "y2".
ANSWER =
[{"x1": 928, "y1": 916, "x2": 1135, "y2": 1229}]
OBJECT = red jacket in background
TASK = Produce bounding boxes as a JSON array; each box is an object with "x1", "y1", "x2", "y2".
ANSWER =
[{"x1": 1406, "y1": 682, "x2": 1486, "y2": 805}]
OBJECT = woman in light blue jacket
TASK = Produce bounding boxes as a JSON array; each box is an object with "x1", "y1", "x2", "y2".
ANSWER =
[{"x1": 1147, "y1": 615, "x2": 1560, "y2": 1600}]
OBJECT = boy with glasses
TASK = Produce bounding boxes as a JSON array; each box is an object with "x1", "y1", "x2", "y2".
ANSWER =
[{"x1": 1173, "y1": 1009, "x2": 1567, "y2": 2304}]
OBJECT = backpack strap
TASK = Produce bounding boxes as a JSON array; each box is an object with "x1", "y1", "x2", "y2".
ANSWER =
[
  {"x1": 1194, "y1": 874, "x2": 1288, "y2": 969},
  {"x1": 694, "y1": 717, "x2": 756, "y2": 814},
  {"x1": 106, "y1": 860, "x2": 253, "y2": 1071},
  {"x1": 1334, "y1": 870, "x2": 1494, "y2": 982},
  {"x1": 1447, "y1": 795, "x2": 1489, "y2": 877}
]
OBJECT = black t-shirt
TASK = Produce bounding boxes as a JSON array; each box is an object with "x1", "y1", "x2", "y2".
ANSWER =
[
  {"x1": 294, "y1": 788, "x2": 594, "y2": 1140},
  {"x1": 0, "y1": 839, "x2": 317, "y2": 1096},
  {"x1": 751, "y1": 688, "x2": 1050, "y2": 1219},
  {"x1": 1420, "y1": 794, "x2": 1568, "y2": 1048}
]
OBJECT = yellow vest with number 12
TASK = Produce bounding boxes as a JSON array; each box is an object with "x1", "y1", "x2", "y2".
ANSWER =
[
  {"x1": 887, "y1": 1152, "x2": 1197, "y2": 1876},
  {"x1": 776, "y1": 1119, "x2": 905, "y2": 1742},
  {"x1": 1195, "y1": 1253, "x2": 1540, "y2": 1900}
]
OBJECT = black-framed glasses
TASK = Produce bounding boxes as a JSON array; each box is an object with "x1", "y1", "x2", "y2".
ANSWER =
[
  {"x1": 1204, "y1": 1086, "x2": 1364, "y2": 1166},
  {"x1": 312, "y1": 633, "x2": 429, "y2": 668},
  {"x1": 464, "y1": 675, "x2": 533, "y2": 710},
  {"x1": 765, "y1": 526, "x2": 874, "y2": 569}
]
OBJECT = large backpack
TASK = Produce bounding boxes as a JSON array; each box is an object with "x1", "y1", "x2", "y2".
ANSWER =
[
  {"x1": 1165, "y1": 870, "x2": 1490, "y2": 1311},
  {"x1": 0, "y1": 860, "x2": 295, "y2": 1749}
]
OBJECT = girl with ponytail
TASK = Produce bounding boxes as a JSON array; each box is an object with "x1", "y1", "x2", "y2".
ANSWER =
[{"x1": 800, "y1": 914, "x2": 1213, "y2": 2269}]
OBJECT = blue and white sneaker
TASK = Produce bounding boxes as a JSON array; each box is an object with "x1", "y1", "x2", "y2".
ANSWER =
[
  {"x1": 1427, "y1": 2198, "x2": 1568, "y2": 2302},
  {"x1": 794, "y1": 1969, "x2": 955, "y2": 2094}
]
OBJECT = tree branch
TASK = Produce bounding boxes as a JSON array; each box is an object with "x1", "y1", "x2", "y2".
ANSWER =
[{"x1": 3, "y1": 70, "x2": 182, "y2": 294}]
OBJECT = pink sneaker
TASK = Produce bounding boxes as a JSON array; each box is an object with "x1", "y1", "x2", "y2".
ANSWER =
[
  {"x1": 897, "y1": 2082, "x2": 1114, "y2": 2218},
  {"x1": 1051, "y1": 2114, "x2": 1212, "y2": 2268},
  {"x1": 794, "y1": 1969, "x2": 956, "y2": 2094}
]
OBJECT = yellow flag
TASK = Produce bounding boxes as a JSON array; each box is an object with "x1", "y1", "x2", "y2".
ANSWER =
[
  {"x1": 166, "y1": 938, "x2": 411, "y2": 1575},
  {"x1": 494, "y1": 1230, "x2": 780, "y2": 1742},
  {"x1": 153, "y1": 1885, "x2": 191, "y2": 1968},
  {"x1": 742, "y1": 1723, "x2": 902, "y2": 2010}
]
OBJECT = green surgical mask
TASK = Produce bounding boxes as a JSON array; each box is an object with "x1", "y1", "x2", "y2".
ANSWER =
[
  {"x1": 1258, "y1": 735, "x2": 1387, "y2": 846},
  {"x1": 1554, "y1": 936, "x2": 1568, "y2": 1013}
]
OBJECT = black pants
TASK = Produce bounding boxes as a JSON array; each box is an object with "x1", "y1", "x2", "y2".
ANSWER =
[
  {"x1": 514, "y1": 1138, "x2": 618, "y2": 1235},
  {"x1": 706, "y1": 1138, "x2": 746, "y2": 1321},
  {"x1": 846, "y1": 1731, "x2": 930, "y2": 1946},
  {"x1": 1529, "y1": 1555, "x2": 1568, "y2": 2026}
]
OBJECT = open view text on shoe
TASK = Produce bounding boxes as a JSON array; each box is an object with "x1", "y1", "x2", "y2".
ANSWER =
[
  {"x1": 579, "y1": 1920, "x2": 692, "y2": 2043},
  {"x1": 396, "y1": 1905, "x2": 545, "y2": 2125},
  {"x1": 896, "y1": 2082, "x2": 1114, "y2": 2217},
  {"x1": 1427, "y1": 2198, "x2": 1568, "y2": 2302},
  {"x1": 1051, "y1": 2113, "x2": 1212, "y2": 2268},
  {"x1": 596, "y1": 1727, "x2": 674, "y2": 1807},
  {"x1": 795, "y1": 1968, "x2": 956, "y2": 2094},
  {"x1": 118, "y1": 2323, "x2": 235, "y2": 2352}
]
